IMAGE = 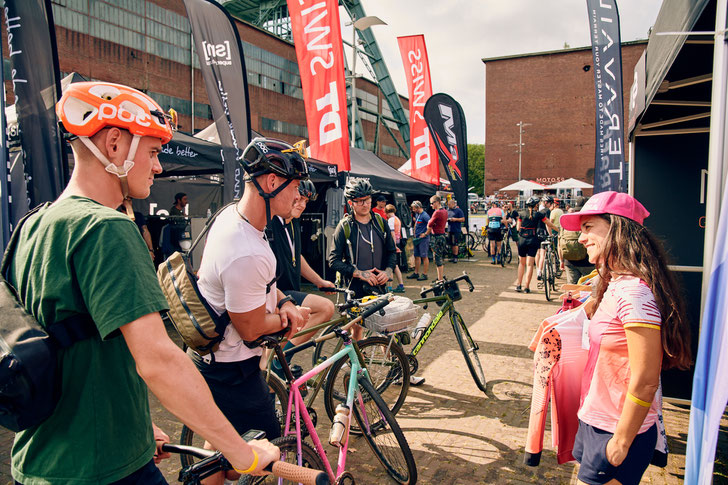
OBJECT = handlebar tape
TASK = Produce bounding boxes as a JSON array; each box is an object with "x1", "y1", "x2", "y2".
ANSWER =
[{"x1": 268, "y1": 461, "x2": 329, "y2": 485}]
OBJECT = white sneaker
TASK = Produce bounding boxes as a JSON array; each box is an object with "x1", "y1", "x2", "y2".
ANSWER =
[{"x1": 409, "y1": 375, "x2": 426, "y2": 386}]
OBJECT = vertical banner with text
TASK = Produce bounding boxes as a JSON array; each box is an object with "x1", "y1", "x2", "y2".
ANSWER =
[
  {"x1": 287, "y1": 0, "x2": 350, "y2": 171},
  {"x1": 424, "y1": 93, "x2": 469, "y2": 230},
  {"x1": 183, "y1": 0, "x2": 251, "y2": 203},
  {"x1": 586, "y1": 0, "x2": 626, "y2": 193},
  {"x1": 397, "y1": 35, "x2": 439, "y2": 186},
  {"x1": 4, "y1": 0, "x2": 66, "y2": 211}
]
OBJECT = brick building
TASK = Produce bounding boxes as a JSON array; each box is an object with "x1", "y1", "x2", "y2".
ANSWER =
[
  {"x1": 4, "y1": 0, "x2": 409, "y2": 168},
  {"x1": 482, "y1": 41, "x2": 647, "y2": 195}
]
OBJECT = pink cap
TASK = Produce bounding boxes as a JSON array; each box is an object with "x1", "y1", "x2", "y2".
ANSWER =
[{"x1": 560, "y1": 191, "x2": 650, "y2": 231}]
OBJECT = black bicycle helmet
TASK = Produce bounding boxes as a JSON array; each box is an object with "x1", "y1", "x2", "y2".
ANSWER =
[
  {"x1": 525, "y1": 196, "x2": 539, "y2": 208},
  {"x1": 241, "y1": 137, "x2": 309, "y2": 180},
  {"x1": 344, "y1": 179, "x2": 373, "y2": 200},
  {"x1": 541, "y1": 195, "x2": 554, "y2": 204},
  {"x1": 298, "y1": 179, "x2": 318, "y2": 201}
]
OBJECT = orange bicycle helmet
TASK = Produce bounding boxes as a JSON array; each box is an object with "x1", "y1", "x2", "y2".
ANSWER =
[{"x1": 57, "y1": 82, "x2": 173, "y2": 143}]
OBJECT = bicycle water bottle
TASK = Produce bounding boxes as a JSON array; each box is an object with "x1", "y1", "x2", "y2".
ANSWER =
[
  {"x1": 329, "y1": 404, "x2": 350, "y2": 447},
  {"x1": 411, "y1": 313, "x2": 432, "y2": 341}
]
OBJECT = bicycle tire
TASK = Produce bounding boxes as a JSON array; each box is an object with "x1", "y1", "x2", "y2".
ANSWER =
[
  {"x1": 543, "y1": 256, "x2": 552, "y2": 301},
  {"x1": 266, "y1": 372, "x2": 290, "y2": 434},
  {"x1": 179, "y1": 372, "x2": 290, "y2": 470},
  {"x1": 237, "y1": 435, "x2": 327, "y2": 485},
  {"x1": 311, "y1": 321, "x2": 341, "y2": 367},
  {"x1": 466, "y1": 232, "x2": 477, "y2": 251},
  {"x1": 506, "y1": 242, "x2": 513, "y2": 264},
  {"x1": 482, "y1": 238, "x2": 490, "y2": 256},
  {"x1": 351, "y1": 376, "x2": 417, "y2": 484},
  {"x1": 451, "y1": 311, "x2": 487, "y2": 393},
  {"x1": 323, "y1": 336, "x2": 410, "y2": 435}
]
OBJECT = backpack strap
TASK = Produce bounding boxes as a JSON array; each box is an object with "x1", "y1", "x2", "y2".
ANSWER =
[{"x1": 2, "y1": 204, "x2": 97, "y2": 348}]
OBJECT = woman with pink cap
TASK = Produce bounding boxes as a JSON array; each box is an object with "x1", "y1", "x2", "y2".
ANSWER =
[{"x1": 559, "y1": 191, "x2": 692, "y2": 485}]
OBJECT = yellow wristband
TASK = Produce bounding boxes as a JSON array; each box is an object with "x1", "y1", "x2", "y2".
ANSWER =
[
  {"x1": 626, "y1": 392, "x2": 652, "y2": 408},
  {"x1": 233, "y1": 449, "x2": 259, "y2": 475}
]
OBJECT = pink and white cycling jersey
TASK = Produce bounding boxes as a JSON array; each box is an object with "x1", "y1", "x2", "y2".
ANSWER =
[{"x1": 578, "y1": 275, "x2": 662, "y2": 434}]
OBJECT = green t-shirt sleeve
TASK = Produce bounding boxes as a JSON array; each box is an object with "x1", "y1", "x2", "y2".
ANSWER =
[{"x1": 72, "y1": 219, "x2": 169, "y2": 339}]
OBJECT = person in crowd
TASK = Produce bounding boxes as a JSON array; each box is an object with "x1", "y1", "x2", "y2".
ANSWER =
[
  {"x1": 6, "y1": 82, "x2": 278, "y2": 485},
  {"x1": 407, "y1": 200, "x2": 430, "y2": 281},
  {"x1": 536, "y1": 195, "x2": 555, "y2": 280},
  {"x1": 548, "y1": 198, "x2": 564, "y2": 235},
  {"x1": 558, "y1": 201, "x2": 595, "y2": 284},
  {"x1": 486, "y1": 201, "x2": 506, "y2": 264},
  {"x1": 425, "y1": 195, "x2": 449, "y2": 281},
  {"x1": 372, "y1": 194, "x2": 388, "y2": 219},
  {"x1": 384, "y1": 204, "x2": 406, "y2": 293},
  {"x1": 195, "y1": 137, "x2": 311, "y2": 483},
  {"x1": 328, "y1": 179, "x2": 397, "y2": 298},
  {"x1": 559, "y1": 191, "x2": 691, "y2": 485},
  {"x1": 446, "y1": 198, "x2": 465, "y2": 263},
  {"x1": 170, "y1": 192, "x2": 188, "y2": 216},
  {"x1": 267, "y1": 179, "x2": 336, "y2": 372},
  {"x1": 515, "y1": 196, "x2": 557, "y2": 293}
]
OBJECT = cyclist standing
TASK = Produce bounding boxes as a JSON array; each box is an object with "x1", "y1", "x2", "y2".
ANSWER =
[
  {"x1": 486, "y1": 201, "x2": 506, "y2": 265},
  {"x1": 515, "y1": 196, "x2": 557, "y2": 293},
  {"x1": 446, "y1": 198, "x2": 465, "y2": 263},
  {"x1": 407, "y1": 200, "x2": 430, "y2": 281},
  {"x1": 6, "y1": 82, "x2": 278, "y2": 484},
  {"x1": 193, "y1": 138, "x2": 311, "y2": 475},
  {"x1": 327, "y1": 179, "x2": 397, "y2": 298},
  {"x1": 425, "y1": 195, "x2": 449, "y2": 281},
  {"x1": 267, "y1": 179, "x2": 335, "y2": 362}
]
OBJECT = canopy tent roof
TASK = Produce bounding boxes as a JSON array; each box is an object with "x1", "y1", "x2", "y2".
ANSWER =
[
  {"x1": 159, "y1": 130, "x2": 337, "y2": 182},
  {"x1": 498, "y1": 180, "x2": 545, "y2": 191},
  {"x1": 631, "y1": 0, "x2": 713, "y2": 137},
  {"x1": 348, "y1": 147, "x2": 436, "y2": 196},
  {"x1": 545, "y1": 178, "x2": 593, "y2": 190}
]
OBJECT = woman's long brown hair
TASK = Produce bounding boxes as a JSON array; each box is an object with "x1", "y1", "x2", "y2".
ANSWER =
[{"x1": 593, "y1": 214, "x2": 692, "y2": 370}]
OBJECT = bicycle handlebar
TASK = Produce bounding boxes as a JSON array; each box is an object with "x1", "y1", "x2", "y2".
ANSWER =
[
  {"x1": 312, "y1": 294, "x2": 393, "y2": 345},
  {"x1": 161, "y1": 444, "x2": 329, "y2": 485},
  {"x1": 419, "y1": 272, "x2": 475, "y2": 299}
]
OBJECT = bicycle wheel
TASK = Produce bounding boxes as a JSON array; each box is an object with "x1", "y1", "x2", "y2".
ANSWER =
[
  {"x1": 548, "y1": 252, "x2": 558, "y2": 293},
  {"x1": 179, "y1": 425, "x2": 205, "y2": 469},
  {"x1": 466, "y1": 232, "x2": 477, "y2": 250},
  {"x1": 505, "y1": 241, "x2": 513, "y2": 264},
  {"x1": 324, "y1": 336, "x2": 410, "y2": 435},
  {"x1": 237, "y1": 435, "x2": 327, "y2": 485},
  {"x1": 499, "y1": 242, "x2": 506, "y2": 267},
  {"x1": 266, "y1": 372, "x2": 290, "y2": 434},
  {"x1": 451, "y1": 311, "x2": 487, "y2": 393},
  {"x1": 351, "y1": 376, "x2": 417, "y2": 484},
  {"x1": 482, "y1": 237, "x2": 490, "y2": 256},
  {"x1": 543, "y1": 256, "x2": 552, "y2": 301}
]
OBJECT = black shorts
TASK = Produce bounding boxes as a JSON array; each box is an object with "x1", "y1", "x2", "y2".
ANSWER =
[
  {"x1": 190, "y1": 353, "x2": 281, "y2": 440},
  {"x1": 573, "y1": 420, "x2": 657, "y2": 485},
  {"x1": 487, "y1": 228, "x2": 503, "y2": 242},
  {"x1": 517, "y1": 238, "x2": 539, "y2": 258},
  {"x1": 448, "y1": 232, "x2": 462, "y2": 246},
  {"x1": 284, "y1": 290, "x2": 308, "y2": 306}
]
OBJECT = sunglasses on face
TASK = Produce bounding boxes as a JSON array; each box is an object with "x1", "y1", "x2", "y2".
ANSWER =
[{"x1": 352, "y1": 198, "x2": 371, "y2": 206}]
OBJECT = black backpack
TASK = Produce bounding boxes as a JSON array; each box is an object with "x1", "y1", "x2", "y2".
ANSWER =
[{"x1": 0, "y1": 205, "x2": 97, "y2": 432}]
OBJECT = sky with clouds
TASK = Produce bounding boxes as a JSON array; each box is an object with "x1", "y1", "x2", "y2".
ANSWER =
[{"x1": 344, "y1": 0, "x2": 664, "y2": 144}]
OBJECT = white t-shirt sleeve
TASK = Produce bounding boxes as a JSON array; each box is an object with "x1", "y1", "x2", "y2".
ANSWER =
[
  {"x1": 219, "y1": 254, "x2": 273, "y2": 314},
  {"x1": 388, "y1": 217, "x2": 396, "y2": 231}
]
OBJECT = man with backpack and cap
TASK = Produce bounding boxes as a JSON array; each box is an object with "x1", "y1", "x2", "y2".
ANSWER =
[
  {"x1": 4, "y1": 82, "x2": 279, "y2": 484},
  {"x1": 328, "y1": 179, "x2": 397, "y2": 298},
  {"x1": 559, "y1": 199, "x2": 595, "y2": 284}
]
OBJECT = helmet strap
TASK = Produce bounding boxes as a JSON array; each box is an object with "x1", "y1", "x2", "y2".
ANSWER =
[
  {"x1": 79, "y1": 134, "x2": 140, "y2": 215},
  {"x1": 247, "y1": 174, "x2": 294, "y2": 242}
]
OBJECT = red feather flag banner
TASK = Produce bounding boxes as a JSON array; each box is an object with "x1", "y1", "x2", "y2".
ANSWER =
[
  {"x1": 287, "y1": 0, "x2": 350, "y2": 171},
  {"x1": 397, "y1": 35, "x2": 439, "y2": 185}
]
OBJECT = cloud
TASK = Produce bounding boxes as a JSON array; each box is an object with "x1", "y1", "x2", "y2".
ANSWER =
[{"x1": 347, "y1": 0, "x2": 662, "y2": 143}]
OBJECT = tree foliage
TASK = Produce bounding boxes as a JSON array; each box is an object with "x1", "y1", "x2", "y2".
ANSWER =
[{"x1": 467, "y1": 144, "x2": 485, "y2": 196}]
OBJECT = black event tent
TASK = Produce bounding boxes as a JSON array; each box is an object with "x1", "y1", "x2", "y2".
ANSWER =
[{"x1": 346, "y1": 147, "x2": 437, "y2": 196}]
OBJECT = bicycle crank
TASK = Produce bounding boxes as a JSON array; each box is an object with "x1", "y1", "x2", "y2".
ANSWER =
[{"x1": 407, "y1": 354, "x2": 419, "y2": 375}]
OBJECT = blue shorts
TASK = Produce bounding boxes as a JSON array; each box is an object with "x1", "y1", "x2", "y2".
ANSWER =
[
  {"x1": 284, "y1": 290, "x2": 308, "y2": 306},
  {"x1": 413, "y1": 236, "x2": 430, "y2": 258},
  {"x1": 573, "y1": 420, "x2": 657, "y2": 485}
]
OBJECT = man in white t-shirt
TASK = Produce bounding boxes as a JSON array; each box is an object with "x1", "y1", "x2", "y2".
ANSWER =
[{"x1": 193, "y1": 138, "x2": 311, "y2": 482}]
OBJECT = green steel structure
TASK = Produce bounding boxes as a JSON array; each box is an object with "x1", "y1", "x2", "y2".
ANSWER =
[{"x1": 222, "y1": 0, "x2": 410, "y2": 157}]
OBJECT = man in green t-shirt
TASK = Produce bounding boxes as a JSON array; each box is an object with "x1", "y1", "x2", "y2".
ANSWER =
[{"x1": 7, "y1": 82, "x2": 279, "y2": 484}]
